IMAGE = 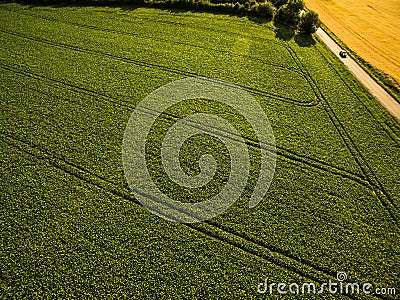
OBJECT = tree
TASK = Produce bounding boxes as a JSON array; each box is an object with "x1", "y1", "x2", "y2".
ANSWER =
[
  {"x1": 251, "y1": 1, "x2": 275, "y2": 19},
  {"x1": 257, "y1": 2, "x2": 275, "y2": 19},
  {"x1": 271, "y1": 0, "x2": 287, "y2": 8},
  {"x1": 276, "y1": 0, "x2": 304, "y2": 26},
  {"x1": 298, "y1": 10, "x2": 320, "y2": 34}
]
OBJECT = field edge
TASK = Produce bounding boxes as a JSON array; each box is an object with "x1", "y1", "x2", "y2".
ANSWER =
[{"x1": 318, "y1": 22, "x2": 400, "y2": 105}]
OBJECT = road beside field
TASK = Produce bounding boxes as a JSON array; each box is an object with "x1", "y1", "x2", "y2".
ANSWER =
[
  {"x1": 316, "y1": 28, "x2": 400, "y2": 122},
  {"x1": 304, "y1": 0, "x2": 400, "y2": 84}
]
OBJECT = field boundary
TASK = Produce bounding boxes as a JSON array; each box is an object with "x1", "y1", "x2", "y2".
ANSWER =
[
  {"x1": 319, "y1": 23, "x2": 400, "y2": 105},
  {"x1": 315, "y1": 28, "x2": 400, "y2": 126},
  {"x1": 287, "y1": 41, "x2": 400, "y2": 230},
  {"x1": 312, "y1": 39, "x2": 400, "y2": 146}
]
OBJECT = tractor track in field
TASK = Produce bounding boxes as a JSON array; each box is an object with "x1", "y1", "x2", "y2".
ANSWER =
[
  {"x1": 3, "y1": 15, "x2": 397, "y2": 226},
  {"x1": 1, "y1": 6, "x2": 397, "y2": 297},
  {"x1": 4, "y1": 62, "x2": 394, "y2": 236},
  {"x1": 313, "y1": 42, "x2": 400, "y2": 146},
  {"x1": 1, "y1": 133, "x2": 378, "y2": 300},
  {"x1": 287, "y1": 43, "x2": 400, "y2": 228},
  {"x1": 0, "y1": 62, "x2": 135, "y2": 110},
  {"x1": 0, "y1": 5, "x2": 288, "y2": 48},
  {"x1": 318, "y1": 64, "x2": 400, "y2": 226},
  {"x1": 4, "y1": 5, "x2": 400, "y2": 142},
  {"x1": 0, "y1": 6, "x2": 304, "y2": 76},
  {"x1": 1, "y1": 62, "x2": 371, "y2": 190},
  {"x1": 0, "y1": 29, "x2": 319, "y2": 107}
]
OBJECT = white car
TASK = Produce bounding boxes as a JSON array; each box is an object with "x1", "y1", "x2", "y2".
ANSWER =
[{"x1": 339, "y1": 50, "x2": 348, "y2": 58}]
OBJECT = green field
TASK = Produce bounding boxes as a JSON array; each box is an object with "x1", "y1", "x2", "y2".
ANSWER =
[{"x1": 1, "y1": 3, "x2": 399, "y2": 298}]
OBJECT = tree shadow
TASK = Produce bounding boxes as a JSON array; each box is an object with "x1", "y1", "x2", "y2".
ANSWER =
[
  {"x1": 125, "y1": 5, "x2": 272, "y2": 26},
  {"x1": 247, "y1": 15, "x2": 272, "y2": 25},
  {"x1": 294, "y1": 32, "x2": 316, "y2": 47},
  {"x1": 12, "y1": 0, "x2": 142, "y2": 9},
  {"x1": 273, "y1": 21, "x2": 295, "y2": 42},
  {"x1": 9, "y1": 0, "x2": 274, "y2": 25},
  {"x1": 273, "y1": 21, "x2": 317, "y2": 46},
  {"x1": 146, "y1": 5, "x2": 235, "y2": 18}
]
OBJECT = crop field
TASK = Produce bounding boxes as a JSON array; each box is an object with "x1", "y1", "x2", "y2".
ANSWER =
[
  {"x1": 1, "y1": 3, "x2": 399, "y2": 298},
  {"x1": 304, "y1": 0, "x2": 400, "y2": 84}
]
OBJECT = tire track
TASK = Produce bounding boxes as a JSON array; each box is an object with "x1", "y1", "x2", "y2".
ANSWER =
[
  {"x1": 0, "y1": 28, "x2": 318, "y2": 106},
  {"x1": 1, "y1": 133, "x2": 374, "y2": 300},
  {"x1": 0, "y1": 6, "x2": 392, "y2": 297},
  {"x1": 0, "y1": 5, "x2": 304, "y2": 76},
  {"x1": 0, "y1": 63, "x2": 135, "y2": 110},
  {"x1": 1, "y1": 62, "x2": 370, "y2": 189},
  {"x1": 0, "y1": 5, "x2": 288, "y2": 48},
  {"x1": 313, "y1": 44, "x2": 400, "y2": 145},
  {"x1": 288, "y1": 44, "x2": 400, "y2": 228}
]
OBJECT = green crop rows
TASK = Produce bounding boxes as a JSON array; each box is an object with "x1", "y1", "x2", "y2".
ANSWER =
[{"x1": 1, "y1": 3, "x2": 399, "y2": 299}]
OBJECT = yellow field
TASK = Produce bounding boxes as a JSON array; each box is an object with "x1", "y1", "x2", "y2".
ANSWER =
[{"x1": 304, "y1": 0, "x2": 400, "y2": 83}]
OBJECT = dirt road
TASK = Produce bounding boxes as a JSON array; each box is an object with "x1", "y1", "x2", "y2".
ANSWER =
[{"x1": 316, "y1": 28, "x2": 400, "y2": 123}]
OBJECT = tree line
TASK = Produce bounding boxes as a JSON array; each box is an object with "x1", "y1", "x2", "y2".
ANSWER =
[
  {"x1": 13, "y1": 0, "x2": 320, "y2": 33},
  {"x1": 146, "y1": 0, "x2": 320, "y2": 33}
]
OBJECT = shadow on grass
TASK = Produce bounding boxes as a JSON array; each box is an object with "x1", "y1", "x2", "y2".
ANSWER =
[
  {"x1": 274, "y1": 21, "x2": 295, "y2": 41},
  {"x1": 7, "y1": 0, "x2": 143, "y2": 9},
  {"x1": 294, "y1": 32, "x2": 316, "y2": 47},
  {"x1": 8, "y1": 0, "x2": 273, "y2": 25},
  {"x1": 247, "y1": 15, "x2": 272, "y2": 25},
  {"x1": 7, "y1": 0, "x2": 316, "y2": 47},
  {"x1": 121, "y1": 4, "x2": 273, "y2": 25},
  {"x1": 274, "y1": 21, "x2": 317, "y2": 47}
]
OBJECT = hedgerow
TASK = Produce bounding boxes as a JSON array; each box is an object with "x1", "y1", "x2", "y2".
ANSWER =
[{"x1": 9, "y1": 0, "x2": 319, "y2": 33}]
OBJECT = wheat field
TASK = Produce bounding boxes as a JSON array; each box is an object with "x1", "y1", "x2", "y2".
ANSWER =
[{"x1": 305, "y1": 0, "x2": 400, "y2": 83}]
